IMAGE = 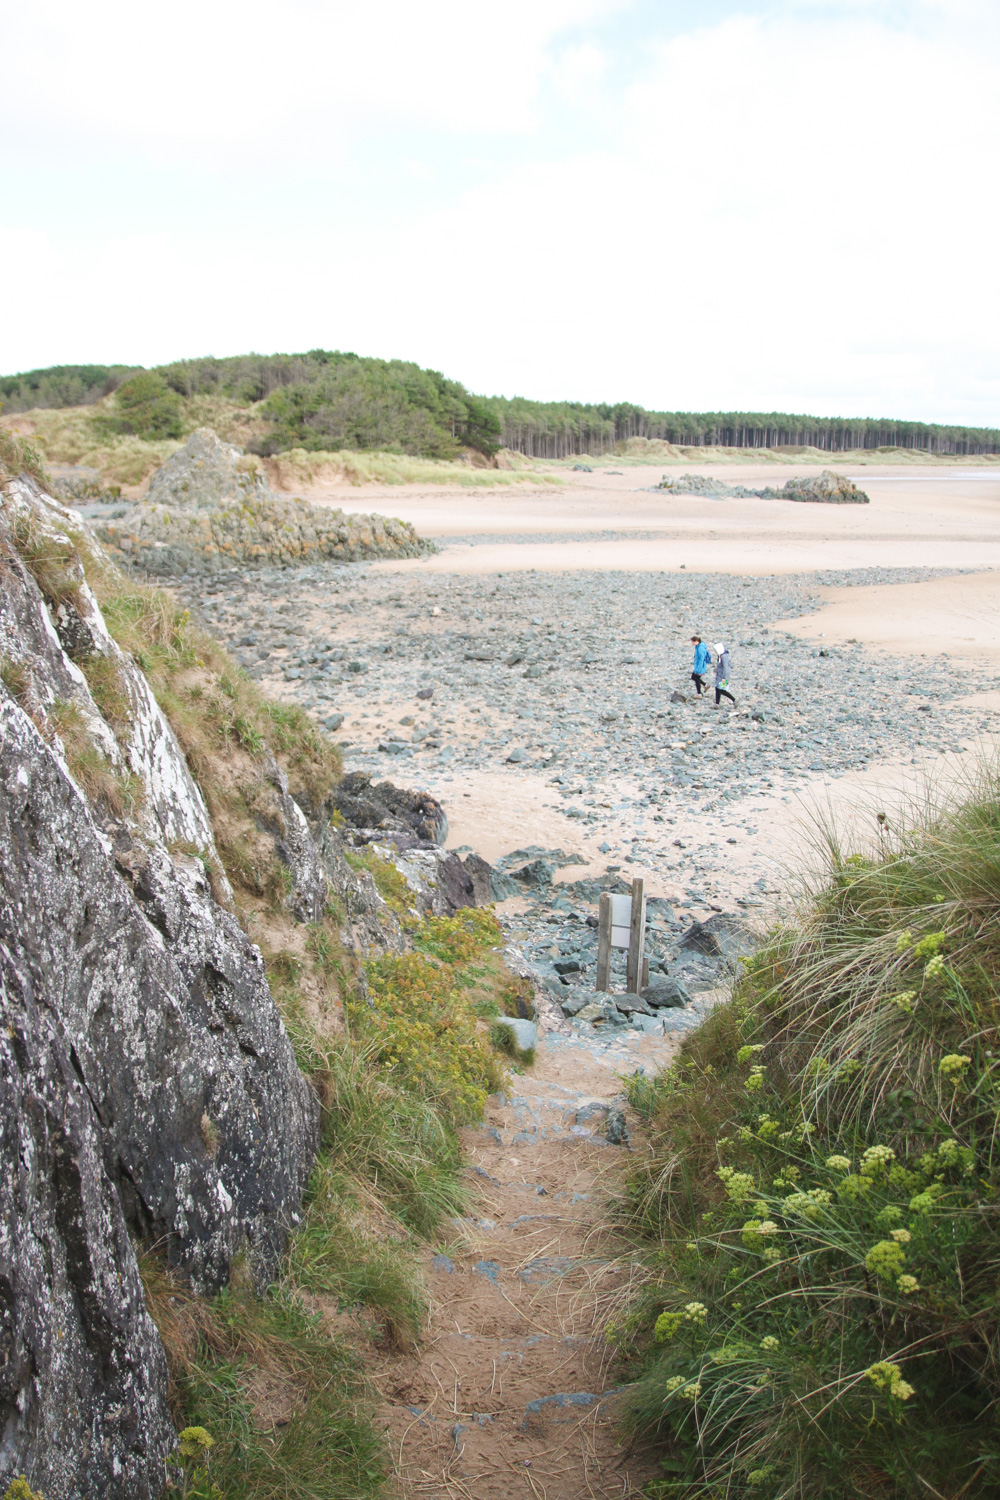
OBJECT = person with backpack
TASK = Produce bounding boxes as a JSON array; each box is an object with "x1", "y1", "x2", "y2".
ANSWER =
[
  {"x1": 712, "y1": 642, "x2": 736, "y2": 707},
  {"x1": 689, "y1": 636, "x2": 710, "y2": 696}
]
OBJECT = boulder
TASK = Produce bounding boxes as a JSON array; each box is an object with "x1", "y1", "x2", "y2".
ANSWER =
[
  {"x1": 332, "y1": 770, "x2": 449, "y2": 844},
  {"x1": 780, "y1": 469, "x2": 869, "y2": 505},
  {"x1": 491, "y1": 1017, "x2": 538, "y2": 1053},
  {"x1": 679, "y1": 914, "x2": 756, "y2": 964},
  {"x1": 146, "y1": 426, "x2": 270, "y2": 510},
  {"x1": 97, "y1": 429, "x2": 436, "y2": 575},
  {"x1": 642, "y1": 976, "x2": 691, "y2": 1008}
]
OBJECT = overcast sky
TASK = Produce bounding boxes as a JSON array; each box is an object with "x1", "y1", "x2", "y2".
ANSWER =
[{"x1": 2, "y1": 0, "x2": 997, "y2": 423}]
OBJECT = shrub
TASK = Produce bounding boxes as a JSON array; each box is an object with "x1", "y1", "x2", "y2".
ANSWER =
[
  {"x1": 111, "y1": 371, "x2": 184, "y2": 440},
  {"x1": 619, "y1": 766, "x2": 1000, "y2": 1499}
]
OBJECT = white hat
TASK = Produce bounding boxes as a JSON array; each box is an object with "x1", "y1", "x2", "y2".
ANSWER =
[{"x1": 712, "y1": 642, "x2": 725, "y2": 654}]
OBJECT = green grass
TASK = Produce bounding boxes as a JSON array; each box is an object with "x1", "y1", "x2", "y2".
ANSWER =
[
  {"x1": 617, "y1": 764, "x2": 1000, "y2": 1500},
  {"x1": 144, "y1": 1263, "x2": 386, "y2": 1500}
]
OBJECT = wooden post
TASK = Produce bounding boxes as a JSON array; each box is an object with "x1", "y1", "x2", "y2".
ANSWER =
[
  {"x1": 626, "y1": 877, "x2": 646, "y2": 994},
  {"x1": 596, "y1": 892, "x2": 612, "y2": 991},
  {"x1": 641, "y1": 953, "x2": 650, "y2": 991}
]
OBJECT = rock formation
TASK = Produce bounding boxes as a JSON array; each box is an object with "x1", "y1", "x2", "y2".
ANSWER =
[
  {"x1": 96, "y1": 428, "x2": 437, "y2": 575},
  {"x1": 0, "y1": 478, "x2": 338, "y2": 1495},
  {"x1": 657, "y1": 468, "x2": 869, "y2": 503}
]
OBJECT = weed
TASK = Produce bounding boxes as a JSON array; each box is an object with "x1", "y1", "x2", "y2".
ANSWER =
[{"x1": 142, "y1": 1257, "x2": 385, "y2": 1500}]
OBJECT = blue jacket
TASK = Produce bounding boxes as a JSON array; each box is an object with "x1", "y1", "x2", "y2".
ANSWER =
[{"x1": 692, "y1": 641, "x2": 710, "y2": 674}]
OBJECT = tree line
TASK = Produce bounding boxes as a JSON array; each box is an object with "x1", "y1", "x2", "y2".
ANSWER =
[
  {"x1": 487, "y1": 397, "x2": 1000, "y2": 458},
  {"x1": 2, "y1": 355, "x2": 996, "y2": 458}
]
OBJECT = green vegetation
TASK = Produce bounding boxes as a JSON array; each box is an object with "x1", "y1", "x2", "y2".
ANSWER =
[
  {"x1": 8, "y1": 353, "x2": 997, "y2": 483},
  {"x1": 106, "y1": 370, "x2": 185, "y2": 440},
  {"x1": 0, "y1": 362, "x2": 138, "y2": 412},
  {"x1": 354, "y1": 908, "x2": 508, "y2": 1123},
  {"x1": 490, "y1": 396, "x2": 1000, "y2": 459},
  {"x1": 617, "y1": 771, "x2": 1000, "y2": 1499}
]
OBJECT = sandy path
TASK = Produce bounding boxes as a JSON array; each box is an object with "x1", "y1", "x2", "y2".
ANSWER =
[{"x1": 372, "y1": 1020, "x2": 674, "y2": 1499}]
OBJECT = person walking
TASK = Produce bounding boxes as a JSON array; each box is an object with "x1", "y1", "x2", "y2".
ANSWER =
[
  {"x1": 689, "y1": 635, "x2": 710, "y2": 696},
  {"x1": 712, "y1": 642, "x2": 736, "y2": 707}
]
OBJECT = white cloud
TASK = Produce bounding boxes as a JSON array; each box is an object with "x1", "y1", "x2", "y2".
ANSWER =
[
  {"x1": 2, "y1": 2, "x2": 997, "y2": 424},
  {"x1": 2, "y1": 0, "x2": 623, "y2": 161}
]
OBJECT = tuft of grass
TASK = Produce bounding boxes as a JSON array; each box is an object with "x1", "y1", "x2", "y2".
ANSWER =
[
  {"x1": 142, "y1": 1257, "x2": 385, "y2": 1500},
  {"x1": 617, "y1": 766, "x2": 1000, "y2": 1500},
  {"x1": 488, "y1": 1021, "x2": 536, "y2": 1069},
  {"x1": 46, "y1": 698, "x2": 145, "y2": 819},
  {"x1": 5, "y1": 500, "x2": 85, "y2": 610},
  {"x1": 79, "y1": 651, "x2": 134, "y2": 732},
  {"x1": 0, "y1": 427, "x2": 49, "y2": 488},
  {"x1": 0, "y1": 655, "x2": 31, "y2": 708}
]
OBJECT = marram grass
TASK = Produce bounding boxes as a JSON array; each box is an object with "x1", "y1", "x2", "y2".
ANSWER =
[{"x1": 617, "y1": 763, "x2": 1000, "y2": 1500}]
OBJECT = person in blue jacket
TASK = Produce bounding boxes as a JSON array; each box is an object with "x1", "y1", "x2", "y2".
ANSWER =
[{"x1": 689, "y1": 635, "x2": 710, "y2": 696}]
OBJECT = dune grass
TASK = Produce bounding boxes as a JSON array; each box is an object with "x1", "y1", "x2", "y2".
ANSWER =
[
  {"x1": 264, "y1": 445, "x2": 563, "y2": 489},
  {"x1": 617, "y1": 765, "x2": 1000, "y2": 1499}
]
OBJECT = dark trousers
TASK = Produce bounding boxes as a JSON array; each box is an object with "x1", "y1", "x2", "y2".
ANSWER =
[
  {"x1": 715, "y1": 685, "x2": 736, "y2": 704},
  {"x1": 691, "y1": 672, "x2": 707, "y2": 695}
]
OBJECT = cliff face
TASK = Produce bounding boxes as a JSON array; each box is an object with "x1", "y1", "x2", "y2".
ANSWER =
[{"x1": 0, "y1": 479, "x2": 339, "y2": 1496}]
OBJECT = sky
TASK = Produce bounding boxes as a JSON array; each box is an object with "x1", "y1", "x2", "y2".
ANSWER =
[{"x1": 2, "y1": 0, "x2": 998, "y2": 424}]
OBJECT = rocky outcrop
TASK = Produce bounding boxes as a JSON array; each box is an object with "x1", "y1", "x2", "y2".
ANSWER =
[
  {"x1": 332, "y1": 770, "x2": 449, "y2": 846},
  {"x1": 1, "y1": 940, "x2": 175, "y2": 1500},
  {"x1": 95, "y1": 428, "x2": 437, "y2": 575},
  {"x1": 656, "y1": 468, "x2": 869, "y2": 504},
  {"x1": 779, "y1": 469, "x2": 869, "y2": 504},
  {"x1": 0, "y1": 479, "x2": 322, "y2": 1497}
]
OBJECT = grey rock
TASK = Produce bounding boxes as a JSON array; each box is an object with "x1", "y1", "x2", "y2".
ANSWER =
[
  {"x1": 0, "y1": 482, "x2": 325, "y2": 1494},
  {"x1": 510, "y1": 858, "x2": 555, "y2": 888},
  {"x1": 605, "y1": 1106, "x2": 630, "y2": 1147},
  {"x1": 492, "y1": 1017, "x2": 538, "y2": 1053},
  {"x1": 642, "y1": 977, "x2": 691, "y2": 1008},
  {"x1": 613, "y1": 992, "x2": 655, "y2": 1016},
  {"x1": 680, "y1": 914, "x2": 756, "y2": 963},
  {"x1": 324, "y1": 712, "x2": 346, "y2": 732},
  {"x1": 146, "y1": 427, "x2": 270, "y2": 510},
  {"x1": 0, "y1": 943, "x2": 175, "y2": 1497},
  {"x1": 332, "y1": 771, "x2": 449, "y2": 845}
]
